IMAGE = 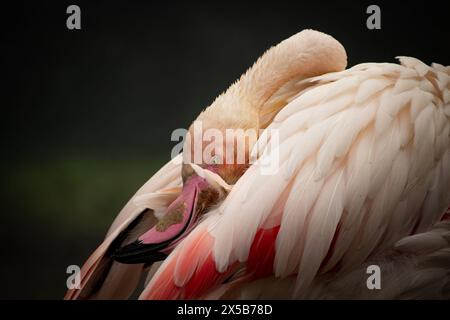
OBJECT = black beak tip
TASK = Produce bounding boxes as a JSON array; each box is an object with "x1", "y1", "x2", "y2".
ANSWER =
[{"x1": 112, "y1": 241, "x2": 168, "y2": 264}]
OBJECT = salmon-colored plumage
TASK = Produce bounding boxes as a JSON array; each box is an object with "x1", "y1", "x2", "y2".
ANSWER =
[{"x1": 66, "y1": 29, "x2": 450, "y2": 300}]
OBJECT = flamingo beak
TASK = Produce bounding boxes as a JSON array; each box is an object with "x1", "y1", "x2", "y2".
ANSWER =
[{"x1": 113, "y1": 174, "x2": 211, "y2": 265}]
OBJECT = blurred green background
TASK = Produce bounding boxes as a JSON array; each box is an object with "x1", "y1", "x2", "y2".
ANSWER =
[
  {"x1": 1, "y1": 154, "x2": 165, "y2": 298},
  {"x1": 1, "y1": 1, "x2": 448, "y2": 299}
]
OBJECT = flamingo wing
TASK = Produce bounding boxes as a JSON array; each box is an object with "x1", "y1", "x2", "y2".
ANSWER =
[
  {"x1": 141, "y1": 58, "x2": 450, "y2": 299},
  {"x1": 205, "y1": 219, "x2": 450, "y2": 299}
]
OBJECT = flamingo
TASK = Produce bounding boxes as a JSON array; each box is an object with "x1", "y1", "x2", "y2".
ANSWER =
[{"x1": 65, "y1": 30, "x2": 450, "y2": 300}]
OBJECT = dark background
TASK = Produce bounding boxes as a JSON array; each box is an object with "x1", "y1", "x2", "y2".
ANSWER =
[{"x1": 1, "y1": 1, "x2": 449, "y2": 299}]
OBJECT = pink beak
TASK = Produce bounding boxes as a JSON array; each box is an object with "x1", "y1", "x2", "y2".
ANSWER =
[
  {"x1": 113, "y1": 174, "x2": 210, "y2": 264},
  {"x1": 139, "y1": 175, "x2": 209, "y2": 247}
]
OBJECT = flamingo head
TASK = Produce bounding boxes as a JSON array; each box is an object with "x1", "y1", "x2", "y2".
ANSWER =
[
  {"x1": 113, "y1": 123, "x2": 254, "y2": 265},
  {"x1": 112, "y1": 30, "x2": 347, "y2": 265}
]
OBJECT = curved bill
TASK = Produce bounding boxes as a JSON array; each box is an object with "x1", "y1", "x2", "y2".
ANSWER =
[{"x1": 113, "y1": 174, "x2": 209, "y2": 264}]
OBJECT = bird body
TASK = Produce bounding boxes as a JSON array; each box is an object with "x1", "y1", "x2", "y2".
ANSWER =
[{"x1": 65, "y1": 30, "x2": 450, "y2": 300}]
